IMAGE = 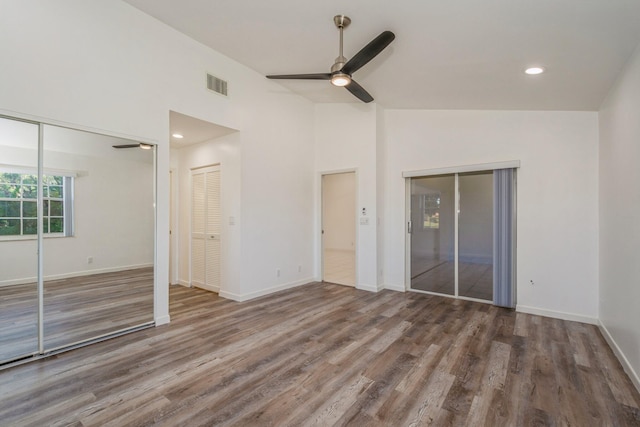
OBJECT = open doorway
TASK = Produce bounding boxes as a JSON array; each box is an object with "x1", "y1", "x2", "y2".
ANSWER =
[
  {"x1": 168, "y1": 111, "x2": 238, "y2": 307},
  {"x1": 321, "y1": 172, "x2": 356, "y2": 287}
]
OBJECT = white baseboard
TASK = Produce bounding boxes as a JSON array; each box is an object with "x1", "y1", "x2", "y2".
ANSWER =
[
  {"x1": 384, "y1": 283, "x2": 407, "y2": 292},
  {"x1": 356, "y1": 283, "x2": 383, "y2": 293},
  {"x1": 599, "y1": 320, "x2": 640, "y2": 393},
  {"x1": 155, "y1": 314, "x2": 170, "y2": 326},
  {"x1": 176, "y1": 280, "x2": 190, "y2": 287},
  {"x1": 516, "y1": 305, "x2": 598, "y2": 325},
  {"x1": 0, "y1": 263, "x2": 154, "y2": 287},
  {"x1": 219, "y1": 277, "x2": 314, "y2": 302},
  {"x1": 194, "y1": 283, "x2": 220, "y2": 293}
]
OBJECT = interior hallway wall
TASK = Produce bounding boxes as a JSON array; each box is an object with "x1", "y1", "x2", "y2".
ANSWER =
[{"x1": 599, "y1": 43, "x2": 640, "y2": 390}]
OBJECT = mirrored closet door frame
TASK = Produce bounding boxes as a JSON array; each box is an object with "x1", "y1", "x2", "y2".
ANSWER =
[{"x1": 0, "y1": 113, "x2": 157, "y2": 367}]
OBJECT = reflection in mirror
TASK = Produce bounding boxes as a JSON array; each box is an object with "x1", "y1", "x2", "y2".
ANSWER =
[
  {"x1": 41, "y1": 124, "x2": 155, "y2": 350},
  {"x1": 0, "y1": 117, "x2": 40, "y2": 363},
  {"x1": 0, "y1": 116, "x2": 155, "y2": 363}
]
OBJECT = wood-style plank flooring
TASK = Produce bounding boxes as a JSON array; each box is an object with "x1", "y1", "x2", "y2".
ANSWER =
[
  {"x1": 0, "y1": 268, "x2": 153, "y2": 362},
  {"x1": 0, "y1": 283, "x2": 639, "y2": 426}
]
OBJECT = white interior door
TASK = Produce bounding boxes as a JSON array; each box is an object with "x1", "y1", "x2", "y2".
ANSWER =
[{"x1": 191, "y1": 165, "x2": 221, "y2": 292}]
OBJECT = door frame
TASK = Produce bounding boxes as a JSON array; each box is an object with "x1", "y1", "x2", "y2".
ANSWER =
[
  {"x1": 318, "y1": 168, "x2": 358, "y2": 287},
  {"x1": 169, "y1": 168, "x2": 178, "y2": 285}
]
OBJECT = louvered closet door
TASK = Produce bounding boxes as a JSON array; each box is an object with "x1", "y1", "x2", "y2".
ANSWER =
[{"x1": 190, "y1": 166, "x2": 221, "y2": 292}]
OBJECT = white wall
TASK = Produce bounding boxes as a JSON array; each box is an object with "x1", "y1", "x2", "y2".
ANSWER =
[
  {"x1": 322, "y1": 172, "x2": 356, "y2": 251},
  {"x1": 314, "y1": 103, "x2": 380, "y2": 291},
  {"x1": 599, "y1": 44, "x2": 640, "y2": 389},
  {"x1": 383, "y1": 110, "x2": 600, "y2": 322},
  {"x1": 0, "y1": 0, "x2": 315, "y2": 321}
]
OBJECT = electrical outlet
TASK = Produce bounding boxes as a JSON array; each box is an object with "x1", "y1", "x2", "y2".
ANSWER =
[
  {"x1": 530, "y1": 280, "x2": 535, "y2": 286},
  {"x1": 87, "y1": 256, "x2": 94, "y2": 264},
  {"x1": 276, "y1": 269, "x2": 280, "y2": 278},
  {"x1": 298, "y1": 265, "x2": 302, "y2": 273}
]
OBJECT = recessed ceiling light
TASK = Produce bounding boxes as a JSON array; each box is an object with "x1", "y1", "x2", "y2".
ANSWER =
[
  {"x1": 525, "y1": 67, "x2": 545, "y2": 75},
  {"x1": 172, "y1": 133, "x2": 184, "y2": 139}
]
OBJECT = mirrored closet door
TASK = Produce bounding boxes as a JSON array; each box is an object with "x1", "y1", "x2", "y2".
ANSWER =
[
  {"x1": 0, "y1": 117, "x2": 40, "y2": 362},
  {"x1": 0, "y1": 115, "x2": 155, "y2": 365}
]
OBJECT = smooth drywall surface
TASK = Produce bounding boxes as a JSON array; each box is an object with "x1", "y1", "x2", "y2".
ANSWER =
[
  {"x1": 599, "y1": 44, "x2": 640, "y2": 387},
  {"x1": 384, "y1": 110, "x2": 599, "y2": 320},
  {"x1": 314, "y1": 103, "x2": 379, "y2": 290},
  {"x1": 322, "y1": 172, "x2": 356, "y2": 251},
  {"x1": 171, "y1": 134, "x2": 242, "y2": 296},
  {"x1": 0, "y1": 0, "x2": 315, "y2": 319},
  {"x1": 375, "y1": 107, "x2": 386, "y2": 286}
]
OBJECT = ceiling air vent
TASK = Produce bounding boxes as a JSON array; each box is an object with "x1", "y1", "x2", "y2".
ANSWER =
[{"x1": 207, "y1": 73, "x2": 228, "y2": 96}]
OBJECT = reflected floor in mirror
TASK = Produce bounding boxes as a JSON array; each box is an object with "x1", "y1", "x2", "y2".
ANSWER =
[{"x1": 0, "y1": 267, "x2": 154, "y2": 361}]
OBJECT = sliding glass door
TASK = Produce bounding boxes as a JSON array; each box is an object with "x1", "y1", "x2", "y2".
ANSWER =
[
  {"x1": 458, "y1": 172, "x2": 494, "y2": 301},
  {"x1": 410, "y1": 175, "x2": 455, "y2": 295},
  {"x1": 408, "y1": 168, "x2": 516, "y2": 306}
]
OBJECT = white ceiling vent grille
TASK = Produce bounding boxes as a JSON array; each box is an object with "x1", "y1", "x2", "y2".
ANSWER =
[{"x1": 207, "y1": 73, "x2": 228, "y2": 96}]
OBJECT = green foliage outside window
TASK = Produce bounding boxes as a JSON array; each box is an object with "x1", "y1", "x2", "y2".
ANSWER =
[{"x1": 0, "y1": 172, "x2": 66, "y2": 236}]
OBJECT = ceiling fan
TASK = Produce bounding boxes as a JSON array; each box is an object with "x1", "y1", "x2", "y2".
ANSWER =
[{"x1": 266, "y1": 15, "x2": 395, "y2": 103}]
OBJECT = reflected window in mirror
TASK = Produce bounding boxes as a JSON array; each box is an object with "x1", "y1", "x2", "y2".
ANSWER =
[{"x1": 0, "y1": 171, "x2": 74, "y2": 239}]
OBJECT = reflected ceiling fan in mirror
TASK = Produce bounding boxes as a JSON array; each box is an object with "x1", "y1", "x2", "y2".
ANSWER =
[
  {"x1": 112, "y1": 143, "x2": 153, "y2": 150},
  {"x1": 266, "y1": 15, "x2": 395, "y2": 103}
]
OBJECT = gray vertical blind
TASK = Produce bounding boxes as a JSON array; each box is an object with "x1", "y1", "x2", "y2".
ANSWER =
[{"x1": 493, "y1": 168, "x2": 516, "y2": 308}]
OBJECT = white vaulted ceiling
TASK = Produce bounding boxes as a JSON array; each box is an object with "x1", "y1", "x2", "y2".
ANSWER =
[{"x1": 124, "y1": 0, "x2": 640, "y2": 110}]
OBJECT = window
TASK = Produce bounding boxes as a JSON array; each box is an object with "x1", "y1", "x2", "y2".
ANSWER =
[
  {"x1": 0, "y1": 172, "x2": 73, "y2": 238},
  {"x1": 422, "y1": 193, "x2": 441, "y2": 229}
]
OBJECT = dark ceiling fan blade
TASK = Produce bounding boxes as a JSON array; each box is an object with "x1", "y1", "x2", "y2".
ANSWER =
[
  {"x1": 345, "y1": 79, "x2": 374, "y2": 103},
  {"x1": 342, "y1": 31, "x2": 395, "y2": 75},
  {"x1": 266, "y1": 73, "x2": 332, "y2": 80},
  {"x1": 112, "y1": 144, "x2": 140, "y2": 149}
]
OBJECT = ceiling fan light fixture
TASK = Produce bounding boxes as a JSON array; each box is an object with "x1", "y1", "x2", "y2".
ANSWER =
[
  {"x1": 525, "y1": 66, "x2": 545, "y2": 75},
  {"x1": 331, "y1": 72, "x2": 351, "y2": 87}
]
